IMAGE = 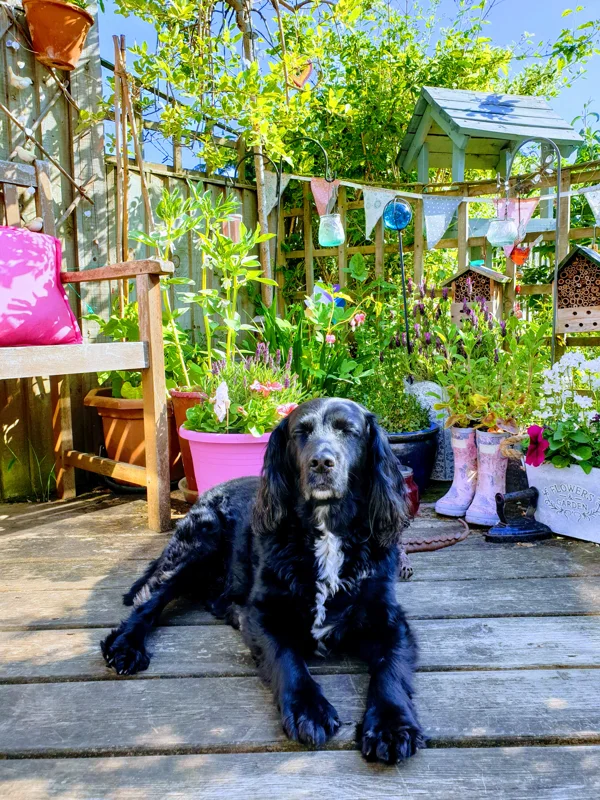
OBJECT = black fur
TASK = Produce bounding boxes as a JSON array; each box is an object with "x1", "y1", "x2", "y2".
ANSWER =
[{"x1": 101, "y1": 398, "x2": 424, "y2": 765}]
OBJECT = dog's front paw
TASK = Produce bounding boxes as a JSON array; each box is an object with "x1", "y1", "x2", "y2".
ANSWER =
[
  {"x1": 358, "y1": 704, "x2": 424, "y2": 764},
  {"x1": 101, "y1": 628, "x2": 150, "y2": 676},
  {"x1": 281, "y1": 684, "x2": 341, "y2": 747}
]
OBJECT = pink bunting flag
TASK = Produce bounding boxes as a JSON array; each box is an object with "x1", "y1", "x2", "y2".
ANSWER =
[
  {"x1": 494, "y1": 198, "x2": 539, "y2": 257},
  {"x1": 310, "y1": 177, "x2": 340, "y2": 217}
]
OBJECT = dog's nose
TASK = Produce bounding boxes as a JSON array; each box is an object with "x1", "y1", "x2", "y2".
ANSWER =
[{"x1": 309, "y1": 454, "x2": 336, "y2": 473}]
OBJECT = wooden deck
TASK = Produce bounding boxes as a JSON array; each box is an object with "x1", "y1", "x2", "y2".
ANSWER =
[{"x1": 1, "y1": 491, "x2": 600, "y2": 799}]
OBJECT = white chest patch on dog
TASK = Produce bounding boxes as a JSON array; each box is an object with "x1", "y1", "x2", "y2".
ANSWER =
[{"x1": 311, "y1": 507, "x2": 344, "y2": 641}]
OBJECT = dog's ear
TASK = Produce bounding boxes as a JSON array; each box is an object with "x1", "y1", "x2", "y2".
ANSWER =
[
  {"x1": 366, "y1": 413, "x2": 410, "y2": 547},
  {"x1": 253, "y1": 415, "x2": 291, "y2": 535}
]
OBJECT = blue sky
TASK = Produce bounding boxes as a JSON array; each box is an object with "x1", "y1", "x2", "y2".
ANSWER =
[{"x1": 98, "y1": 0, "x2": 600, "y2": 134}]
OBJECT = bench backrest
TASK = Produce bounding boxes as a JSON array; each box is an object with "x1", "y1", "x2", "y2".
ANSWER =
[{"x1": 0, "y1": 159, "x2": 56, "y2": 238}]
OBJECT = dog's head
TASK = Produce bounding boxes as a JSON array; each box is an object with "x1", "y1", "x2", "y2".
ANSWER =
[{"x1": 253, "y1": 398, "x2": 409, "y2": 546}]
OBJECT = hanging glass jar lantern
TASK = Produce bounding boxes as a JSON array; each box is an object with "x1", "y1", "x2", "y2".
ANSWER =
[
  {"x1": 318, "y1": 213, "x2": 345, "y2": 247},
  {"x1": 486, "y1": 215, "x2": 519, "y2": 247}
]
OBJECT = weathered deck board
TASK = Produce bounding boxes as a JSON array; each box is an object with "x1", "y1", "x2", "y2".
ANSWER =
[
  {"x1": 2, "y1": 747, "x2": 600, "y2": 800},
  {"x1": 2, "y1": 576, "x2": 599, "y2": 630},
  {"x1": 1, "y1": 616, "x2": 599, "y2": 682},
  {"x1": 1, "y1": 670, "x2": 599, "y2": 757}
]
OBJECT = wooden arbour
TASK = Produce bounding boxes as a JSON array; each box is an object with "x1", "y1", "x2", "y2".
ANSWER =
[{"x1": 0, "y1": 159, "x2": 173, "y2": 531}]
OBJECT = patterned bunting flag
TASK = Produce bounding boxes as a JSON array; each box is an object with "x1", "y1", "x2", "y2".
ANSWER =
[
  {"x1": 494, "y1": 198, "x2": 539, "y2": 257},
  {"x1": 423, "y1": 196, "x2": 463, "y2": 250},
  {"x1": 263, "y1": 171, "x2": 291, "y2": 215},
  {"x1": 310, "y1": 177, "x2": 340, "y2": 216},
  {"x1": 585, "y1": 188, "x2": 600, "y2": 226},
  {"x1": 363, "y1": 187, "x2": 398, "y2": 239}
]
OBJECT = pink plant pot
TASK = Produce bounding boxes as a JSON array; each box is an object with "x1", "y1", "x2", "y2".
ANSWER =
[{"x1": 178, "y1": 428, "x2": 270, "y2": 496}]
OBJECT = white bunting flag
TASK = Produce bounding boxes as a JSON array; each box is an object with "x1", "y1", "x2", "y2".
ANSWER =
[
  {"x1": 363, "y1": 187, "x2": 398, "y2": 240},
  {"x1": 586, "y1": 188, "x2": 600, "y2": 226},
  {"x1": 423, "y1": 196, "x2": 463, "y2": 250},
  {"x1": 264, "y1": 170, "x2": 291, "y2": 215}
]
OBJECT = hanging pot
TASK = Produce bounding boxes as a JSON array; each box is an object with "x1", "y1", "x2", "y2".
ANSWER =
[
  {"x1": 318, "y1": 214, "x2": 345, "y2": 247},
  {"x1": 23, "y1": 0, "x2": 94, "y2": 71}
]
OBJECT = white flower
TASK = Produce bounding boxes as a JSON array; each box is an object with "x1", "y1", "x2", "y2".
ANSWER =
[
  {"x1": 574, "y1": 394, "x2": 594, "y2": 410},
  {"x1": 213, "y1": 381, "x2": 230, "y2": 422}
]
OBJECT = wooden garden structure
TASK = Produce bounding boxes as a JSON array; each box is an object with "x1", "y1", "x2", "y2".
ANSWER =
[
  {"x1": 441, "y1": 264, "x2": 510, "y2": 325},
  {"x1": 555, "y1": 245, "x2": 600, "y2": 334}
]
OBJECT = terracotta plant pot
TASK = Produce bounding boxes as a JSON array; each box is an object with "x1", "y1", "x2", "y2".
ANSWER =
[
  {"x1": 23, "y1": 0, "x2": 94, "y2": 71},
  {"x1": 170, "y1": 389, "x2": 207, "y2": 494},
  {"x1": 178, "y1": 428, "x2": 270, "y2": 496},
  {"x1": 84, "y1": 388, "x2": 183, "y2": 485}
]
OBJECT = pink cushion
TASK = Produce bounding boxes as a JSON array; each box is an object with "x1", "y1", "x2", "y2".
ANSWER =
[{"x1": 0, "y1": 226, "x2": 82, "y2": 346}]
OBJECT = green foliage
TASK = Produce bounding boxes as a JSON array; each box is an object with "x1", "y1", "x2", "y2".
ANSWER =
[
  {"x1": 529, "y1": 352, "x2": 600, "y2": 473},
  {"x1": 358, "y1": 382, "x2": 431, "y2": 433},
  {"x1": 183, "y1": 343, "x2": 304, "y2": 436}
]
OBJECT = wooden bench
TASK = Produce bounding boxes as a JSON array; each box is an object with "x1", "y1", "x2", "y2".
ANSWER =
[{"x1": 0, "y1": 158, "x2": 172, "y2": 531}]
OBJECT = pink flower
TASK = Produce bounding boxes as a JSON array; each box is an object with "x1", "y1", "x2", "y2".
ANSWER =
[
  {"x1": 249, "y1": 380, "x2": 284, "y2": 398},
  {"x1": 276, "y1": 402, "x2": 298, "y2": 417},
  {"x1": 325, "y1": 333, "x2": 336, "y2": 345},
  {"x1": 514, "y1": 301, "x2": 523, "y2": 320},
  {"x1": 525, "y1": 425, "x2": 550, "y2": 468},
  {"x1": 351, "y1": 312, "x2": 366, "y2": 331}
]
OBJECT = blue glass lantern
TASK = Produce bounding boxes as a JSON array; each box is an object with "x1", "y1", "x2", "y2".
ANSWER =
[
  {"x1": 383, "y1": 198, "x2": 412, "y2": 231},
  {"x1": 318, "y1": 213, "x2": 345, "y2": 247}
]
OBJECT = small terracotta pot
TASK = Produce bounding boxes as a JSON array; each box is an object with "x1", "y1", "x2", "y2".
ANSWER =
[
  {"x1": 169, "y1": 389, "x2": 207, "y2": 493},
  {"x1": 84, "y1": 388, "x2": 183, "y2": 485},
  {"x1": 23, "y1": 0, "x2": 94, "y2": 71}
]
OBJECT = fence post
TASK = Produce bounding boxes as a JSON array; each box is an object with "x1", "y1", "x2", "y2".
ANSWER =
[
  {"x1": 338, "y1": 185, "x2": 348, "y2": 287},
  {"x1": 303, "y1": 182, "x2": 314, "y2": 295},
  {"x1": 375, "y1": 217, "x2": 384, "y2": 278},
  {"x1": 413, "y1": 197, "x2": 424, "y2": 284}
]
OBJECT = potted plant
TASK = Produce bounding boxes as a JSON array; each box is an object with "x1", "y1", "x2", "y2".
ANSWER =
[
  {"x1": 23, "y1": 0, "x2": 97, "y2": 71},
  {"x1": 358, "y1": 379, "x2": 437, "y2": 494},
  {"x1": 524, "y1": 352, "x2": 600, "y2": 543},
  {"x1": 179, "y1": 343, "x2": 304, "y2": 496},
  {"x1": 433, "y1": 300, "x2": 548, "y2": 525},
  {"x1": 84, "y1": 295, "x2": 198, "y2": 485}
]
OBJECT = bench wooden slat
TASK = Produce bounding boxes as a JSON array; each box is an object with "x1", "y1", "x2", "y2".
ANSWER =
[
  {"x1": 2, "y1": 747, "x2": 599, "y2": 800},
  {"x1": 0, "y1": 342, "x2": 148, "y2": 380},
  {"x1": 1, "y1": 669, "x2": 599, "y2": 756},
  {"x1": 64, "y1": 452, "x2": 146, "y2": 486},
  {"x1": 60, "y1": 259, "x2": 173, "y2": 284},
  {"x1": 0, "y1": 160, "x2": 37, "y2": 187},
  {"x1": 1, "y1": 616, "x2": 599, "y2": 682}
]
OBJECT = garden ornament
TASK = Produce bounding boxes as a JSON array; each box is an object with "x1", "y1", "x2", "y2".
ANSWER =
[
  {"x1": 465, "y1": 430, "x2": 510, "y2": 527},
  {"x1": 485, "y1": 488, "x2": 552, "y2": 543},
  {"x1": 383, "y1": 197, "x2": 413, "y2": 356},
  {"x1": 434, "y1": 427, "x2": 478, "y2": 517}
]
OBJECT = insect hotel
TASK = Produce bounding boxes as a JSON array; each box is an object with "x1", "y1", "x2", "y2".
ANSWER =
[
  {"x1": 442, "y1": 263, "x2": 511, "y2": 325},
  {"x1": 554, "y1": 246, "x2": 600, "y2": 333}
]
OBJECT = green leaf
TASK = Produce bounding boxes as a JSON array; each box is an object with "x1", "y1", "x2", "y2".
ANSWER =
[
  {"x1": 579, "y1": 461, "x2": 593, "y2": 475},
  {"x1": 573, "y1": 445, "x2": 593, "y2": 461},
  {"x1": 551, "y1": 454, "x2": 571, "y2": 468},
  {"x1": 571, "y1": 430, "x2": 591, "y2": 443}
]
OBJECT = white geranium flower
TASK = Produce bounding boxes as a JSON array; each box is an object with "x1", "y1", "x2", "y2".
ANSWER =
[
  {"x1": 213, "y1": 381, "x2": 230, "y2": 422},
  {"x1": 574, "y1": 394, "x2": 594, "y2": 410}
]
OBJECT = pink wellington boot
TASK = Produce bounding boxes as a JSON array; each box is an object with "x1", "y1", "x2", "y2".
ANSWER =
[
  {"x1": 465, "y1": 430, "x2": 509, "y2": 527},
  {"x1": 435, "y1": 427, "x2": 477, "y2": 517}
]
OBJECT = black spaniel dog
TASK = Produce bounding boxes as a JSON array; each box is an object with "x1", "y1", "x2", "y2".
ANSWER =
[{"x1": 102, "y1": 397, "x2": 424, "y2": 764}]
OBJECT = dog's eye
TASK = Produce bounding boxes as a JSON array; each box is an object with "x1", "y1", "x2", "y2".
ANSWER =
[
  {"x1": 294, "y1": 423, "x2": 313, "y2": 438},
  {"x1": 332, "y1": 420, "x2": 355, "y2": 436}
]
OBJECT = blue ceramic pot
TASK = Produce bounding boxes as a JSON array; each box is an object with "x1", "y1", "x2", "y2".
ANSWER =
[{"x1": 387, "y1": 424, "x2": 439, "y2": 494}]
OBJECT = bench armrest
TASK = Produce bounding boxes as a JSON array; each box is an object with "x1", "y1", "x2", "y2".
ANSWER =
[{"x1": 60, "y1": 259, "x2": 174, "y2": 284}]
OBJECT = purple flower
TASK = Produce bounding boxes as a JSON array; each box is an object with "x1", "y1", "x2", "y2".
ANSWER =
[
  {"x1": 462, "y1": 298, "x2": 469, "y2": 314},
  {"x1": 284, "y1": 375, "x2": 290, "y2": 389},
  {"x1": 442, "y1": 287, "x2": 449, "y2": 301},
  {"x1": 414, "y1": 323, "x2": 421, "y2": 336},
  {"x1": 425, "y1": 332, "x2": 431, "y2": 346},
  {"x1": 500, "y1": 320, "x2": 507, "y2": 337},
  {"x1": 395, "y1": 334, "x2": 401, "y2": 348},
  {"x1": 418, "y1": 302, "x2": 426, "y2": 316},
  {"x1": 407, "y1": 277, "x2": 414, "y2": 294},
  {"x1": 275, "y1": 349, "x2": 281, "y2": 367},
  {"x1": 435, "y1": 304, "x2": 442, "y2": 320},
  {"x1": 418, "y1": 281, "x2": 426, "y2": 299},
  {"x1": 401, "y1": 332, "x2": 407, "y2": 346},
  {"x1": 494, "y1": 348, "x2": 499, "y2": 364},
  {"x1": 413, "y1": 305, "x2": 419, "y2": 318},
  {"x1": 285, "y1": 347, "x2": 293, "y2": 370},
  {"x1": 488, "y1": 319, "x2": 494, "y2": 331},
  {"x1": 430, "y1": 286, "x2": 436, "y2": 299}
]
